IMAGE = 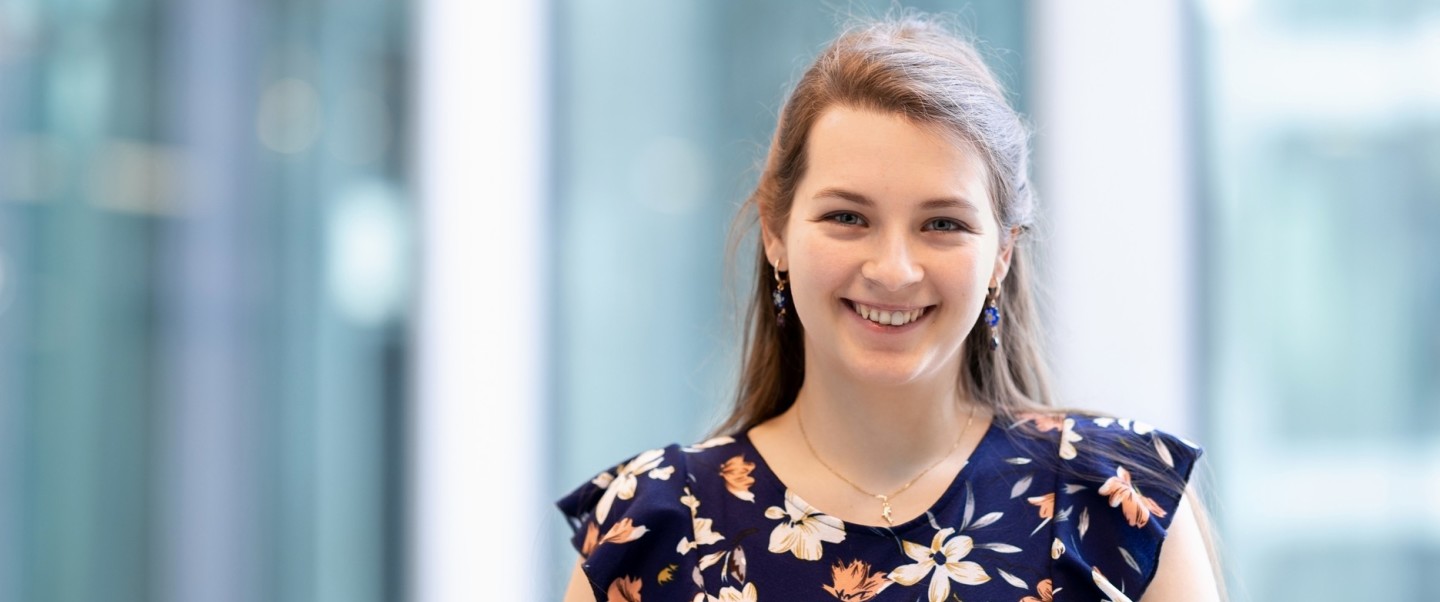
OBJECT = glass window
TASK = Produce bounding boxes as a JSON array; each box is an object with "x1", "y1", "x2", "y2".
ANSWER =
[
  {"x1": 1200, "y1": 0, "x2": 1440, "y2": 598},
  {"x1": 0, "y1": 0, "x2": 412, "y2": 600}
]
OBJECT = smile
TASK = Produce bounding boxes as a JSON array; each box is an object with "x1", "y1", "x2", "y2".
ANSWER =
[{"x1": 848, "y1": 301, "x2": 931, "y2": 327}]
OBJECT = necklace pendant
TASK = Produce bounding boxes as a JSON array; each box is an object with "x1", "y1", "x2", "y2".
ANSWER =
[{"x1": 877, "y1": 495, "x2": 894, "y2": 525}]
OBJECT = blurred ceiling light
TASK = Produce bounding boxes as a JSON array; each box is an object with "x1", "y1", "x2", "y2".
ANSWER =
[
  {"x1": 1203, "y1": 0, "x2": 1254, "y2": 26},
  {"x1": 1223, "y1": 36, "x2": 1426, "y2": 122},
  {"x1": 326, "y1": 179, "x2": 411, "y2": 326},
  {"x1": 257, "y1": 77, "x2": 324, "y2": 154}
]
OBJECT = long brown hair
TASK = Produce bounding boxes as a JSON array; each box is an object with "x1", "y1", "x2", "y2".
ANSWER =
[{"x1": 715, "y1": 14, "x2": 1052, "y2": 436}]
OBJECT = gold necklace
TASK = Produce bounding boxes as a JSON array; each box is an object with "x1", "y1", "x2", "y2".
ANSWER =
[{"x1": 796, "y1": 403, "x2": 978, "y2": 526}]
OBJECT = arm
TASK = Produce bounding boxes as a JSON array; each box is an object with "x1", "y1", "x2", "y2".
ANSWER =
[
  {"x1": 1141, "y1": 489, "x2": 1223, "y2": 601},
  {"x1": 563, "y1": 558, "x2": 597, "y2": 602}
]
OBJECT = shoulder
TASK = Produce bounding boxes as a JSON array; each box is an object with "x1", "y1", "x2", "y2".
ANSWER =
[
  {"x1": 555, "y1": 445, "x2": 690, "y2": 593},
  {"x1": 555, "y1": 437, "x2": 752, "y2": 599},
  {"x1": 1009, "y1": 411, "x2": 1203, "y2": 482},
  {"x1": 1008, "y1": 411, "x2": 1206, "y2": 601},
  {"x1": 557, "y1": 444, "x2": 691, "y2": 537}
]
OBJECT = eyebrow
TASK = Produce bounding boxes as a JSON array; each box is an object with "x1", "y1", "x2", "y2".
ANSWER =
[{"x1": 813, "y1": 187, "x2": 979, "y2": 213}]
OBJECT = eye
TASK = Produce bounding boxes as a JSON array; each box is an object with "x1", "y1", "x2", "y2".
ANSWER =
[
  {"x1": 925, "y1": 218, "x2": 970, "y2": 232},
  {"x1": 823, "y1": 212, "x2": 867, "y2": 227}
]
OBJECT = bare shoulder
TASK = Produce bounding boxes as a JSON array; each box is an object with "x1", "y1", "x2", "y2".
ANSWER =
[
  {"x1": 1141, "y1": 489, "x2": 1223, "y2": 602},
  {"x1": 562, "y1": 557, "x2": 597, "y2": 602}
]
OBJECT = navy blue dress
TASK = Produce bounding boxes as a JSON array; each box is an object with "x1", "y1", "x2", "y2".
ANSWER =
[{"x1": 558, "y1": 413, "x2": 1202, "y2": 602}]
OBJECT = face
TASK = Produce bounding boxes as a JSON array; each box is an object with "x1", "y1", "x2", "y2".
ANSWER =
[{"x1": 764, "y1": 106, "x2": 1014, "y2": 389}]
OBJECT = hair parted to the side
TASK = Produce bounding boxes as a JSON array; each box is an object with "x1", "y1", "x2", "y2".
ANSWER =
[{"x1": 715, "y1": 14, "x2": 1053, "y2": 437}]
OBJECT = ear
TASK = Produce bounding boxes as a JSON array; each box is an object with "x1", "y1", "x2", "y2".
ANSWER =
[
  {"x1": 761, "y1": 215, "x2": 788, "y2": 272},
  {"x1": 990, "y1": 226, "x2": 1020, "y2": 287}
]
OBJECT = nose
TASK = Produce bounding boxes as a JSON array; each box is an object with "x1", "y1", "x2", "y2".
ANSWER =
[{"x1": 860, "y1": 230, "x2": 923, "y2": 292}]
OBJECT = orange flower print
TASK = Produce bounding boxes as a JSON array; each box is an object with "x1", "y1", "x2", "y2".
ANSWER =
[
  {"x1": 1016, "y1": 412, "x2": 1066, "y2": 433},
  {"x1": 585, "y1": 517, "x2": 648, "y2": 556},
  {"x1": 607, "y1": 576, "x2": 642, "y2": 602},
  {"x1": 822, "y1": 559, "x2": 891, "y2": 601},
  {"x1": 582, "y1": 520, "x2": 600, "y2": 557},
  {"x1": 599, "y1": 518, "x2": 649, "y2": 546},
  {"x1": 1097, "y1": 466, "x2": 1167, "y2": 528},
  {"x1": 1027, "y1": 493, "x2": 1054, "y2": 520},
  {"x1": 1014, "y1": 413, "x2": 1081, "y2": 458},
  {"x1": 720, "y1": 455, "x2": 757, "y2": 502},
  {"x1": 1021, "y1": 578, "x2": 1057, "y2": 602}
]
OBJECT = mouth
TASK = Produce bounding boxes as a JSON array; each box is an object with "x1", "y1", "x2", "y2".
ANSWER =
[{"x1": 844, "y1": 299, "x2": 936, "y2": 328}]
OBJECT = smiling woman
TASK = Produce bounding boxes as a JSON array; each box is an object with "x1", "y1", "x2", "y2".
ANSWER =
[
  {"x1": 766, "y1": 107, "x2": 1004, "y2": 399},
  {"x1": 559, "y1": 13, "x2": 1222, "y2": 602}
]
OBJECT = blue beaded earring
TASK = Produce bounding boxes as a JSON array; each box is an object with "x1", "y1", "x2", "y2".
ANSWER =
[
  {"x1": 983, "y1": 286, "x2": 1001, "y2": 349},
  {"x1": 772, "y1": 264, "x2": 789, "y2": 328}
]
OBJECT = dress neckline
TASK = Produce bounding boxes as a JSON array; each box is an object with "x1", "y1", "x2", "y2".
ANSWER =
[{"x1": 736, "y1": 421, "x2": 1002, "y2": 533}]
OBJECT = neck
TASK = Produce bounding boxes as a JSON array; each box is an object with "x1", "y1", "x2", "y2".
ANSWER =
[{"x1": 788, "y1": 365, "x2": 984, "y2": 485}]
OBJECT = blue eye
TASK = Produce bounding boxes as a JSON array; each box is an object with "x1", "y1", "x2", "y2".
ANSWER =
[
  {"x1": 926, "y1": 218, "x2": 968, "y2": 232},
  {"x1": 825, "y1": 212, "x2": 866, "y2": 226}
]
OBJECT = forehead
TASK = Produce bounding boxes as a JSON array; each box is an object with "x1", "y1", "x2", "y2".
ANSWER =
[{"x1": 800, "y1": 105, "x2": 990, "y2": 213}]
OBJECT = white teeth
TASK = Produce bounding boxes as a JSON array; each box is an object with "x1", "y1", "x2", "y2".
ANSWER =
[{"x1": 853, "y1": 303, "x2": 925, "y2": 327}]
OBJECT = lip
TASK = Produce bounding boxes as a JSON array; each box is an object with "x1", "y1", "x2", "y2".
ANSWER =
[
  {"x1": 843, "y1": 299, "x2": 936, "y2": 332},
  {"x1": 847, "y1": 299, "x2": 930, "y2": 312}
]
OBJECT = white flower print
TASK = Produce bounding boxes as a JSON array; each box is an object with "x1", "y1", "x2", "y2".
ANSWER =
[
  {"x1": 763, "y1": 490, "x2": 845, "y2": 561},
  {"x1": 677, "y1": 519, "x2": 724, "y2": 554},
  {"x1": 594, "y1": 448, "x2": 669, "y2": 523},
  {"x1": 887, "y1": 527, "x2": 991, "y2": 602},
  {"x1": 1092, "y1": 567, "x2": 1134, "y2": 602},
  {"x1": 712, "y1": 583, "x2": 758, "y2": 602},
  {"x1": 1058, "y1": 418, "x2": 1083, "y2": 460},
  {"x1": 1093, "y1": 417, "x2": 1154, "y2": 435},
  {"x1": 683, "y1": 436, "x2": 736, "y2": 452},
  {"x1": 691, "y1": 583, "x2": 758, "y2": 602},
  {"x1": 677, "y1": 487, "x2": 725, "y2": 553}
]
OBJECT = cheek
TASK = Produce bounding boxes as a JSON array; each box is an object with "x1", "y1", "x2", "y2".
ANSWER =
[{"x1": 785, "y1": 236, "x2": 847, "y2": 304}]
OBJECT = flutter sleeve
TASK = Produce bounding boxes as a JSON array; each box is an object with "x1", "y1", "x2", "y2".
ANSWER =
[
  {"x1": 1046, "y1": 416, "x2": 1204, "y2": 602},
  {"x1": 556, "y1": 444, "x2": 698, "y2": 600}
]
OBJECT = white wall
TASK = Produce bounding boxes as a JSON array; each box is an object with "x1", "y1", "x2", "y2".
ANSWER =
[
  {"x1": 1030, "y1": 1, "x2": 1199, "y2": 436},
  {"x1": 412, "y1": 1, "x2": 549, "y2": 600}
]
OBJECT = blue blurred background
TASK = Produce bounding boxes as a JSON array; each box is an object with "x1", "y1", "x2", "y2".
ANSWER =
[{"x1": 1, "y1": 0, "x2": 1436, "y2": 600}]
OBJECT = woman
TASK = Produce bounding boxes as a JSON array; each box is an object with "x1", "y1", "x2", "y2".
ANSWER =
[{"x1": 560, "y1": 15, "x2": 1222, "y2": 602}]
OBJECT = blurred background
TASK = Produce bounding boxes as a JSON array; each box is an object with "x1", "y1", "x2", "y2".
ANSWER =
[{"x1": 0, "y1": 0, "x2": 1436, "y2": 600}]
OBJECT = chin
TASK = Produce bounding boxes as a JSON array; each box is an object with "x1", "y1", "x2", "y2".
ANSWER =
[{"x1": 839, "y1": 354, "x2": 934, "y2": 388}]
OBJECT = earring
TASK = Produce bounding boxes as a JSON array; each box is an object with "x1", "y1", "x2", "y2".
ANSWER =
[
  {"x1": 772, "y1": 265, "x2": 788, "y2": 328},
  {"x1": 983, "y1": 286, "x2": 1001, "y2": 350}
]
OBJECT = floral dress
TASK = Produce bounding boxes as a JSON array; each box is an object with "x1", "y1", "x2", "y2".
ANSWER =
[{"x1": 557, "y1": 413, "x2": 1203, "y2": 602}]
